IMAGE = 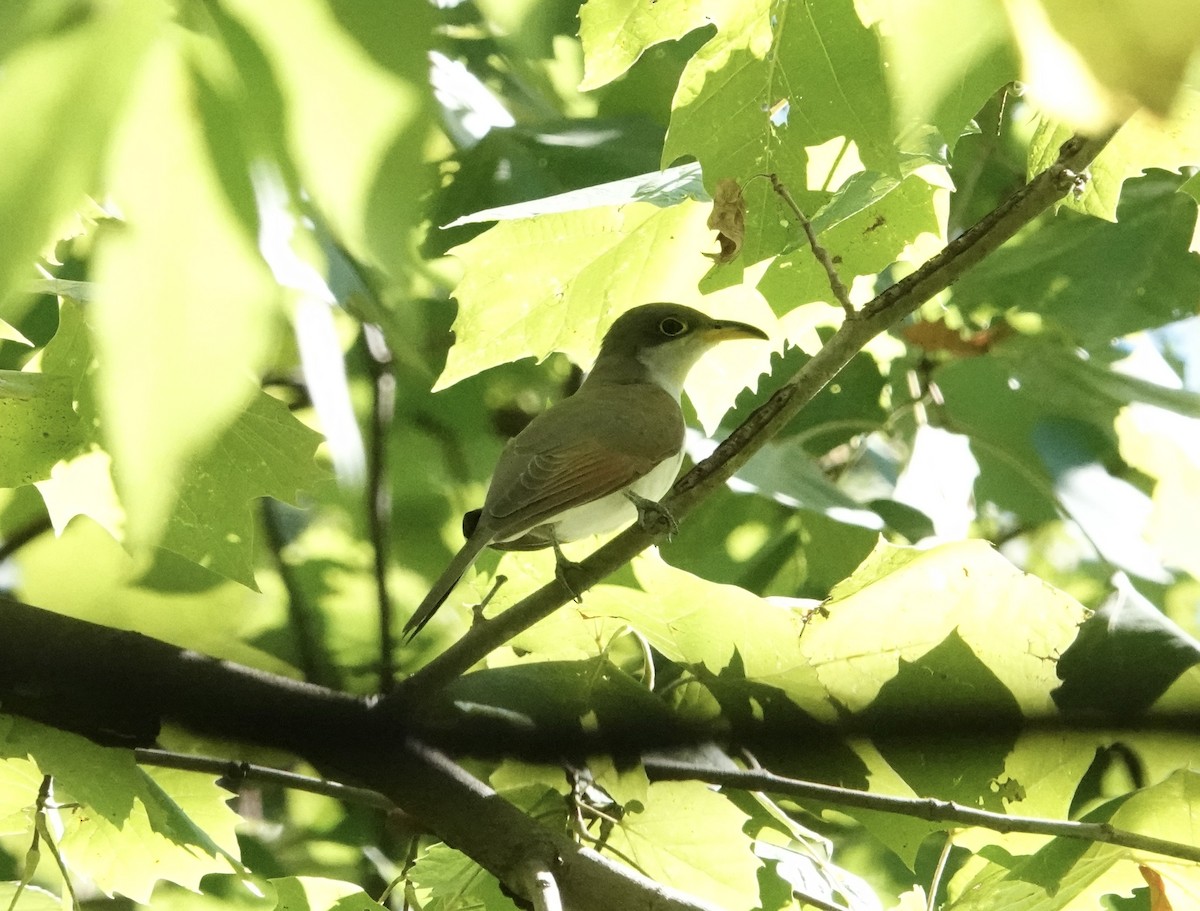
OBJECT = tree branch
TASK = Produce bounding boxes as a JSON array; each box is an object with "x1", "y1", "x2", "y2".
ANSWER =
[
  {"x1": 261, "y1": 500, "x2": 337, "y2": 688},
  {"x1": 5, "y1": 591, "x2": 1197, "y2": 905},
  {"x1": 645, "y1": 757, "x2": 1200, "y2": 865},
  {"x1": 0, "y1": 597, "x2": 727, "y2": 911},
  {"x1": 394, "y1": 131, "x2": 1117, "y2": 702},
  {"x1": 363, "y1": 323, "x2": 398, "y2": 692},
  {"x1": 768, "y1": 173, "x2": 855, "y2": 317},
  {"x1": 133, "y1": 747, "x2": 393, "y2": 810}
]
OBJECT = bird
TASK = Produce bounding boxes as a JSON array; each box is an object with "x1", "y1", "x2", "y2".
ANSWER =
[{"x1": 403, "y1": 303, "x2": 770, "y2": 640}]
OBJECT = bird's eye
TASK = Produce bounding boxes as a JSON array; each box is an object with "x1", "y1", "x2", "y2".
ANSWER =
[{"x1": 659, "y1": 317, "x2": 687, "y2": 337}]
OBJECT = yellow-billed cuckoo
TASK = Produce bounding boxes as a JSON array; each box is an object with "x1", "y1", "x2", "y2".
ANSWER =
[{"x1": 404, "y1": 303, "x2": 769, "y2": 639}]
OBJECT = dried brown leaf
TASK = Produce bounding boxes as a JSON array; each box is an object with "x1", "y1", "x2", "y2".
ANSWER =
[{"x1": 704, "y1": 178, "x2": 746, "y2": 264}]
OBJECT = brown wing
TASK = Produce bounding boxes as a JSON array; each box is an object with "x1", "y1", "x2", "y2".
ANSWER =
[{"x1": 481, "y1": 383, "x2": 683, "y2": 539}]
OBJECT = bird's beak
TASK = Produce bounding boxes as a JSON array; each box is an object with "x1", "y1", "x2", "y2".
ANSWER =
[{"x1": 704, "y1": 319, "x2": 770, "y2": 342}]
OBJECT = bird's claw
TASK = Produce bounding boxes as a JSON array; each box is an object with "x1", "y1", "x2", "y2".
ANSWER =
[
  {"x1": 625, "y1": 492, "x2": 679, "y2": 539},
  {"x1": 624, "y1": 494, "x2": 681, "y2": 537},
  {"x1": 551, "y1": 540, "x2": 584, "y2": 603},
  {"x1": 554, "y1": 560, "x2": 584, "y2": 603}
]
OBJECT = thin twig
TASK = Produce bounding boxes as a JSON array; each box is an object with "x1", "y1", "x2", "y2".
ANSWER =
[
  {"x1": 769, "y1": 173, "x2": 855, "y2": 317},
  {"x1": 644, "y1": 758, "x2": 1200, "y2": 865},
  {"x1": 392, "y1": 130, "x2": 1118, "y2": 704},
  {"x1": 133, "y1": 747, "x2": 395, "y2": 810},
  {"x1": 261, "y1": 500, "x2": 334, "y2": 688},
  {"x1": 927, "y1": 832, "x2": 955, "y2": 911},
  {"x1": 363, "y1": 324, "x2": 398, "y2": 693},
  {"x1": 34, "y1": 776, "x2": 79, "y2": 911}
]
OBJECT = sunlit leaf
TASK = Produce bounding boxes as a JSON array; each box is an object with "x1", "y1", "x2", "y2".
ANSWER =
[
  {"x1": 578, "y1": 0, "x2": 724, "y2": 90},
  {"x1": 0, "y1": 371, "x2": 83, "y2": 487},
  {"x1": 442, "y1": 198, "x2": 776, "y2": 432},
  {"x1": 591, "y1": 552, "x2": 833, "y2": 717},
  {"x1": 757, "y1": 173, "x2": 944, "y2": 312},
  {"x1": 1116, "y1": 405, "x2": 1200, "y2": 578},
  {"x1": 34, "y1": 300, "x2": 324, "y2": 587},
  {"x1": 1055, "y1": 576, "x2": 1200, "y2": 716},
  {"x1": 804, "y1": 540, "x2": 1088, "y2": 713},
  {"x1": 949, "y1": 770, "x2": 1200, "y2": 910},
  {"x1": 270, "y1": 876, "x2": 389, "y2": 911},
  {"x1": 594, "y1": 771, "x2": 762, "y2": 911},
  {"x1": 1028, "y1": 90, "x2": 1200, "y2": 222},
  {"x1": 406, "y1": 846, "x2": 517, "y2": 911},
  {"x1": 90, "y1": 33, "x2": 279, "y2": 549},
  {"x1": 860, "y1": 0, "x2": 1017, "y2": 146},
  {"x1": 664, "y1": 0, "x2": 898, "y2": 262},
  {"x1": 0, "y1": 716, "x2": 241, "y2": 903},
  {"x1": 0, "y1": 0, "x2": 162, "y2": 307},
  {"x1": 223, "y1": 0, "x2": 433, "y2": 278},
  {"x1": 1009, "y1": 0, "x2": 1200, "y2": 128}
]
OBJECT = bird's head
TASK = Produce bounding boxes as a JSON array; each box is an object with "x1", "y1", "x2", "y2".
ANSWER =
[{"x1": 591, "y1": 303, "x2": 769, "y2": 396}]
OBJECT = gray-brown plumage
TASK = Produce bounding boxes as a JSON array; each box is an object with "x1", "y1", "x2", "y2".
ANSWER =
[{"x1": 404, "y1": 303, "x2": 768, "y2": 640}]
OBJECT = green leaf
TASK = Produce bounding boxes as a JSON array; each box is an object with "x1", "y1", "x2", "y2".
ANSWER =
[
  {"x1": 428, "y1": 118, "x2": 668, "y2": 257},
  {"x1": 578, "y1": 0, "x2": 719, "y2": 90},
  {"x1": 861, "y1": 0, "x2": 1018, "y2": 147},
  {"x1": 1116, "y1": 403, "x2": 1200, "y2": 577},
  {"x1": 0, "y1": 749, "x2": 41, "y2": 833},
  {"x1": 14, "y1": 518, "x2": 299, "y2": 674},
  {"x1": 90, "y1": 31, "x2": 279, "y2": 549},
  {"x1": 950, "y1": 173, "x2": 1200, "y2": 343},
  {"x1": 0, "y1": 716, "x2": 241, "y2": 904},
  {"x1": 441, "y1": 198, "x2": 776, "y2": 432},
  {"x1": 1032, "y1": 417, "x2": 1168, "y2": 581},
  {"x1": 949, "y1": 771, "x2": 1200, "y2": 910},
  {"x1": 1026, "y1": 0, "x2": 1200, "y2": 119},
  {"x1": 865, "y1": 631, "x2": 1023, "y2": 806},
  {"x1": 223, "y1": 0, "x2": 433, "y2": 279},
  {"x1": 0, "y1": 0, "x2": 163, "y2": 307},
  {"x1": 0, "y1": 885, "x2": 58, "y2": 911},
  {"x1": 437, "y1": 658, "x2": 692, "y2": 753},
  {"x1": 442, "y1": 163, "x2": 705, "y2": 227},
  {"x1": 270, "y1": 877, "x2": 389, "y2": 911},
  {"x1": 157, "y1": 391, "x2": 327, "y2": 588},
  {"x1": 757, "y1": 173, "x2": 943, "y2": 312},
  {"x1": 593, "y1": 770, "x2": 762, "y2": 911},
  {"x1": 35, "y1": 302, "x2": 325, "y2": 587},
  {"x1": 1182, "y1": 171, "x2": 1200, "y2": 252},
  {"x1": 406, "y1": 847, "x2": 518, "y2": 911},
  {"x1": 933, "y1": 339, "x2": 1200, "y2": 535},
  {"x1": 664, "y1": 0, "x2": 898, "y2": 263},
  {"x1": 732, "y1": 437, "x2": 885, "y2": 530},
  {"x1": 442, "y1": 200, "x2": 708, "y2": 385},
  {"x1": 1028, "y1": 88, "x2": 1200, "y2": 222},
  {"x1": 591, "y1": 552, "x2": 833, "y2": 718},
  {"x1": 0, "y1": 371, "x2": 83, "y2": 487},
  {"x1": 1055, "y1": 577, "x2": 1200, "y2": 717},
  {"x1": 804, "y1": 540, "x2": 1088, "y2": 715},
  {"x1": 0, "y1": 317, "x2": 30, "y2": 344}
]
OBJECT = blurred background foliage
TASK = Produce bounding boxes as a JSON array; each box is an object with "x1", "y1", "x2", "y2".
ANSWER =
[{"x1": 2, "y1": 0, "x2": 1200, "y2": 909}]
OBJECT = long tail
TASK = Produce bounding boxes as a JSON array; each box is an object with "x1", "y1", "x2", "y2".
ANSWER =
[{"x1": 403, "y1": 532, "x2": 491, "y2": 641}]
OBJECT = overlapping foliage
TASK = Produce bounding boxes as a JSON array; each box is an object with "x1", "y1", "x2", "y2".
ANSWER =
[{"x1": 1, "y1": 0, "x2": 1200, "y2": 909}]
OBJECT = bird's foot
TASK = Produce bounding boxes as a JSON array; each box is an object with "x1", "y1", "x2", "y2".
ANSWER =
[
  {"x1": 624, "y1": 492, "x2": 679, "y2": 539},
  {"x1": 552, "y1": 541, "x2": 584, "y2": 603},
  {"x1": 471, "y1": 574, "x2": 508, "y2": 626}
]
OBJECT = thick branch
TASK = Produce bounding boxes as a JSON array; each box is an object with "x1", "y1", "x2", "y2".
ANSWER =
[
  {"x1": 395, "y1": 131, "x2": 1116, "y2": 701},
  {"x1": 0, "y1": 597, "x2": 724, "y2": 911}
]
